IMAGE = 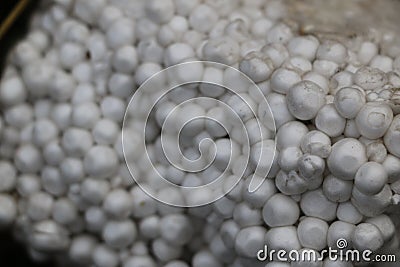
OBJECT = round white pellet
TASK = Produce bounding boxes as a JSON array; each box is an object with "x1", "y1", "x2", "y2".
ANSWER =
[
  {"x1": 235, "y1": 226, "x2": 266, "y2": 258},
  {"x1": 262, "y1": 193, "x2": 300, "y2": 227},
  {"x1": 62, "y1": 128, "x2": 93, "y2": 157},
  {"x1": 92, "y1": 245, "x2": 119, "y2": 267},
  {"x1": 365, "y1": 214, "x2": 395, "y2": 242},
  {"x1": 334, "y1": 87, "x2": 366, "y2": 119},
  {"x1": 233, "y1": 203, "x2": 262, "y2": 227},
  {"x1": 106, "y1": 18, "x2": 135, "y2": 49},
  {"x1": 239, "y1": 52, "x2": 274, "y2": 83},
  {"x1": 354, "y1": 66, "x2": 387, "y2": 90},
  {"x1": 139, "y1": 215, "x2": 160, "y2": 240},
  {"x1": 275, "y1": 170, "x2": 308, "y2": 195},
  {"x1": 15, "y1": 144, "x2": 43, "y2": 173},
  {"x1": 323, "y1": 175, "x2": 353, "y2": 203},
  {"x1": 277, "y1": 121, "x2": 308, "y2": 150},
  {"x1": 297, "y1": 154, "x2": 325, "y2": 179},
  {"x1": 327, "y1": 221, "x2": 355, "y2": 249},
  {"x1": 16, "y1": 174, "x2": 40, "y2": 197},
  {"x1": 52, "y1": 198, "x2": 78, "y2": 225},
  {"x1": 5, "y1": 103, "x2": 33, "y2": 129},
  {"x1": 300, "y1": 189, "x2": 338, "y2": 221},
  {"x1": 192, "y1": 249, "x2": 221, "y2": 267},
  {"x1": 69, "y1": 235, "x2": 97, "y2": 264},
  {"x1": 27, "y1": 192, "x2": 54, "y2": 221},
  {"x1": 336, "y1": 202, "x2": 363, "y2": 224},
  {"x1": 102, "y1": 220, "x2": 137, "y2": 249},
  {"x1": 287, "y1": 36, "x2": 319, "y2": 61},
  {"x1": 370, "y1": 55, "x2": 393, "y2": 73},
  {"x1": 357, "y1": 42, "x2": 378, "y2": 64},
  {"x1": 366, "y1": 141, "x2": 387, "y2": 163},
  {"x1": 270, "y1": 68, "x2": 301, "y2": 95},
  {"x1": 0, "y1": 76, "x2": 27, "y2": 106},
  {"x1": 83, "y1": 146, "x2": 118, "y2": 179},
  {"x1": 278, "y1": 147, "x2": 302, "y2": 172},
  {"x1": 351, "y1": 184, "x2": 392, "y2": 217},
  {"x1": 103, "y1": 189, "x2": 133, "y2": 219},
  {"x1": 0, "y1": 194, "x2": 17, "y2": 227},
  {"x1": 352, "y1": 223, "x2": 384, "y2": 252},
  {"x1": 265, "y1": 226, "x2": 301, "y2": 251},
  {"x1": 0, "y1": 161, "x2": 16, "y2": 192},
  {"x1": 41, "y1": 166, "x2": 67, "y2": 196},
  {"x1": 300, "y1": 130, "x2": 331, "y2": 158},
  {"x1": 315, "y1": 104, "x2": 346, "y2": 137},
  {"x1": 108, "y1": 73, "x2": 135, "y2": 98},
  {"x1": 316, "y1": 40, "x2": 347, "y2": 64},
  {"x1": 355, "y1": 102, "x2": 393, "y2": 139},
  {"x1": 124, "y1": 256, "x2": 157, "y2": 267},
  {"x1": 286, "y1": 81, "x2": 326, "y2": 120},
  {"x1": 382, "y1": 154, "x2": 400, "y2": 183},
  {"x1": 29, "y1": 220, "x2": 70, "y2": 252},
  {"x1": 189, "y1": 4, "x2": 218, "y2": 33},
  {"x1": 327, "y1": 138, "x2": 367, "y2": 180},
  {"x1": 297, "y1": 217, "x2": 328, "y2": 250},
  {"x1": 383, "y1": 115, "x2": 400, "y2": 158},
  {"x1": 152, "y1": 239, "x2": 182, "y2": 262},
  {"x1": 59, "y1": 42, "x2": 85, "y2": 69},
  {"x1": 112, "y1": 45, "x2": 138, "y2": 74},
  {"x1": 131, "y1": 186, "x2": 157, "y2": 218},
  {"x1": 202, "y1": 37, "x2": 240, "y2": 65},
  {"x1": 354, "y1": 162, "x2": 388, "y2": 196},
  {"x1": 84, "y1": 207, "x2": 107, "y2": 232}
]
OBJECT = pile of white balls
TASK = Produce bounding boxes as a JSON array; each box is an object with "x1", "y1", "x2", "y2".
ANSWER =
[{"x1": 0, "y1": 0, "x2": 400, "y2": 267}]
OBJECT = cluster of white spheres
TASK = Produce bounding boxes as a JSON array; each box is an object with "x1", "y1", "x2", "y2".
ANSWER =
[{"x1": 0, "y1": 0, "x2": 400, "y2": 267}]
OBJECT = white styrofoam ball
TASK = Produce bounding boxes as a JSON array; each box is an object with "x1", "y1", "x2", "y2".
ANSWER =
[
  {"x1": 334, "y1": 87, "x2": 366, "y2": 119},
  {"x1": 265, "y1": 226, "x2": 301, "y2": 251},
  {"x1": 354, "y1": 162, "x2": 388, "y2": 196},
  {"x1": 287, "y1": 35, "x2": 320, "y2": 61},
  {"x1": 270, "y1": 68, "x2": 301, "y2": 94},
  {"x1": 300, "y1": 130, "x2": 331, "y2": 158},
  {"x1": 351, "y1": 223, "x2": 384, "y2": 252},
  {"x1": 323, "y1": 175, "x2": 353, "y2": 203},
  {"x1": 383, "y1": 114, "x2": 400, "y2": 158},
  {"x1": 262, "y1": 193, "x2": 300, "y2": 227},
  {"x1": 327, "y1": 138, "x2": 367, "y2": 180},
  {"x1": 106, "y1": 18, "x2": 135, "y2": 49},
  {"x1": 326, "y1": 220, "x2": 355, "y2": 249},
  {"x1": 336, "y1": 202, "x2": 363, "y2": 225},
  {"x1": 354, "y1": 66, "x2": 387, "y2": 90},
  {"x1": 351, "y1": 185, "x2": 392, "y2": 217},
  {"x1": 103, "y1": 189, "x2": 133, "y2": 219},
  {"x1": 355, "y1": 102, "x2": 393, "y2": 139},
  {"x1": 286, "y1": 81, "x2": 326, "y2": 120},
  {"x1": 15, "y1": 144, "x2": 43, "y2": 173},
  {"x1": 297, "y1": 217, "x2": 328, "y2": 250},
  {"x1": 235, "y1": 226, "x2": 266, "y2": 258},
  {"x1": 62, "y1": 128, "x2": 93, "y2": 157},
  {"x1": 0, "y1": 194, "x2": 17, "y2": 227},
  {"x1": 300, "y1": 189, "x2": 338, "y2": 221},
  {"x1": 102, "y1": 220, "x2": 137, "y2": 249},
  {"x1": 316, "y1": 40, "x2": 347, "y2": 64},
  {"x1": 365, "y1": 214, "x2": 395, "y2": 242},
  {"x1": 83, "y1": 146, "x2": 118, "y2": 179},
  {"x1": 0, "y1": 76, "x2": 27, "y2": 106},
  {"x1": 277, "y1": 122, "x2": 308, "y2": 150},
  {"x1": 315, "y1": 104, "x2": 346, "y2": 137}
]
